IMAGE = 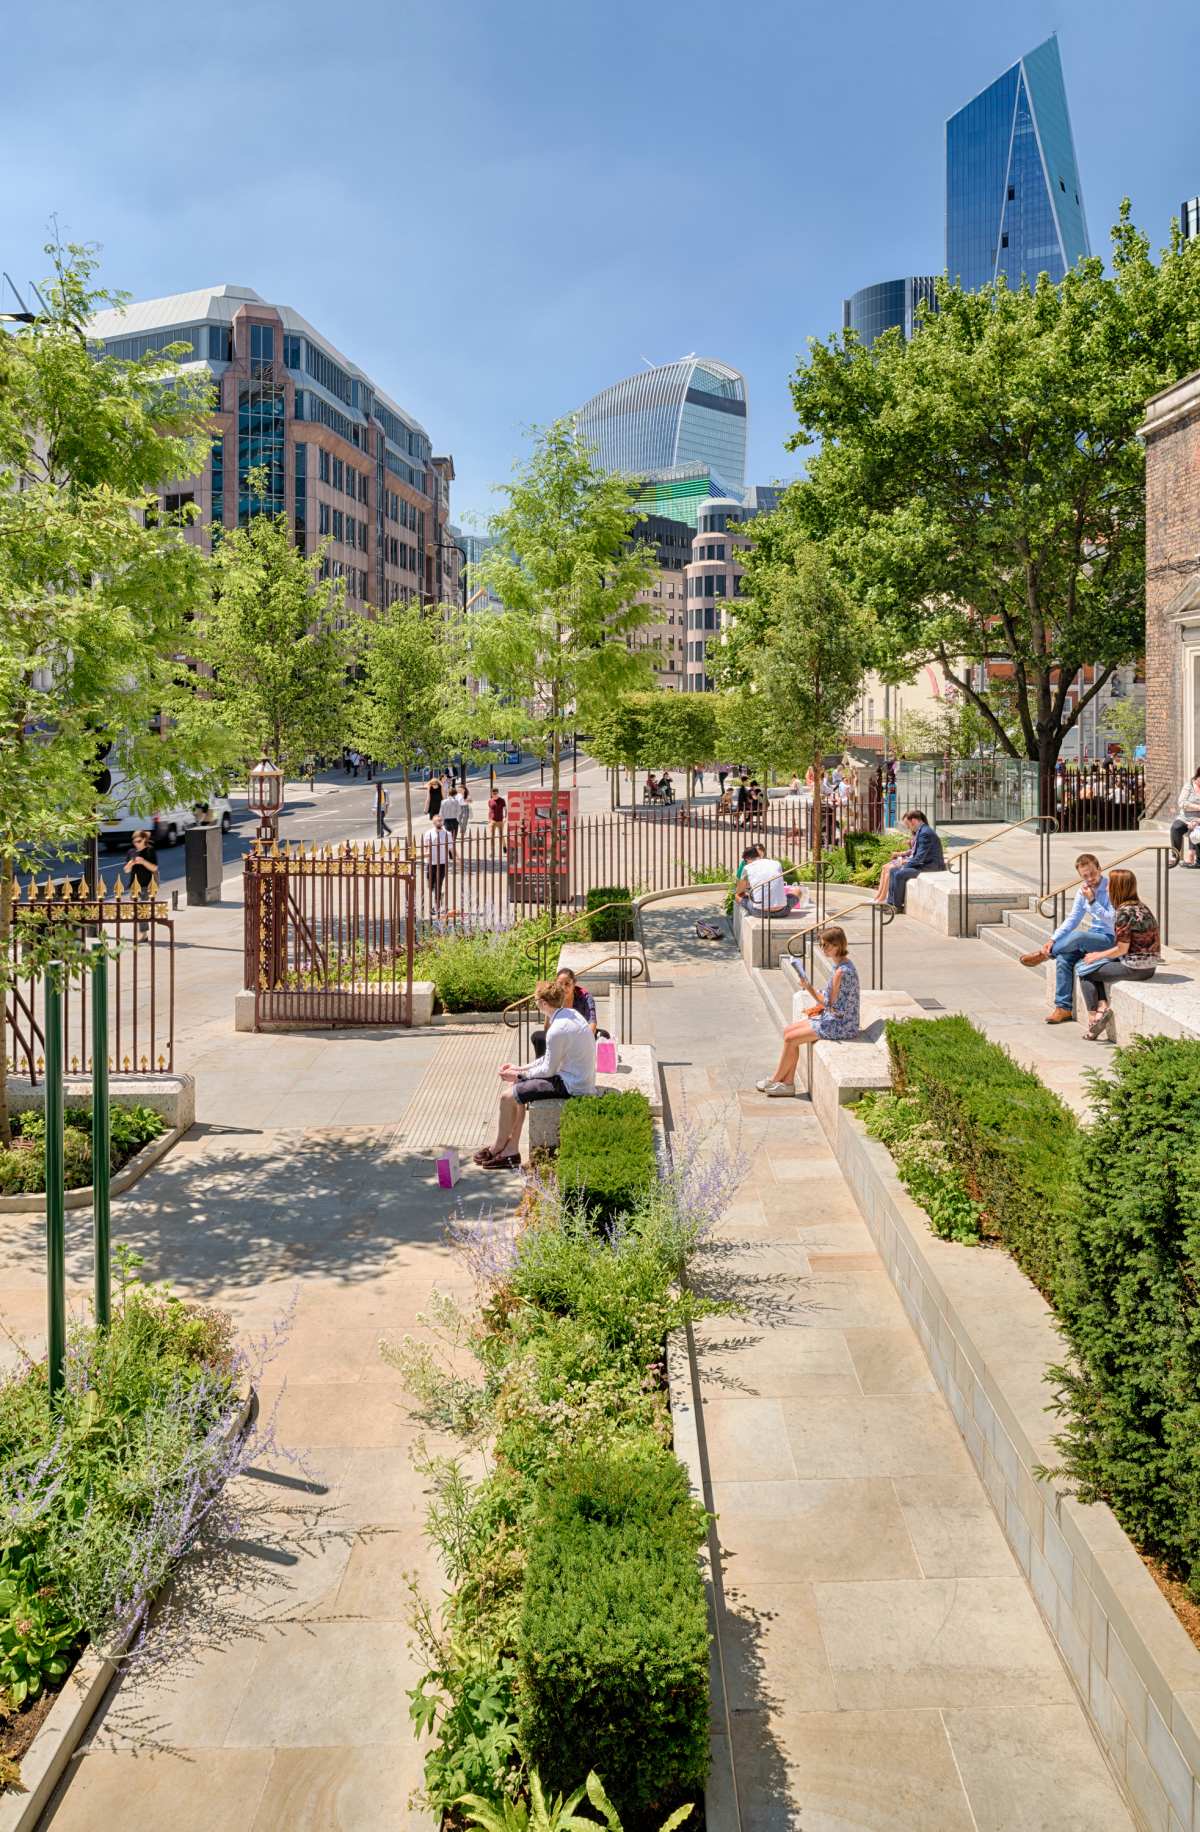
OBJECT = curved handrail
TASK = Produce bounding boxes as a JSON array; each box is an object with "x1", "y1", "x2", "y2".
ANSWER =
[
  {"x1": 1035, "y1": 842, "x2": 1178, "y2": 920},
  {"x1": 501, "y1": 948, "x2": 647, "y2": 1028},
  {"x1": 785, "y1": 895, "x2": 894, "y2": 957},
  {"x1": 945, "y1": 814, "x2": 1058, "y2": 872},
  {"x1": 520, "y1": 898, "x2": 641, "y2": 965}
]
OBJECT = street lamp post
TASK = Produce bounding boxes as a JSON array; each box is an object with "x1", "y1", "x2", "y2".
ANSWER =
[{"x1": 248, "y1": 754, "x2": 285, "y2": 844}]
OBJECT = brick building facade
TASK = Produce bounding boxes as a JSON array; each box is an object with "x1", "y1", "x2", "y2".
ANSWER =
[
  {"x1": 87, "y1": 285, "x2": 449, "y2": 619},
  {"x1": 1140, "y1": 369, "x2": 1200, "y2": 811}
]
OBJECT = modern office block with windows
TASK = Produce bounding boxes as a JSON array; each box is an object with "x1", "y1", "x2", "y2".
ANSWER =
[
  {"x1": 573, "y1": 356, "x2": 748, "y2": 498},
  {"x1": 946, "y1": 33, "x2": 1090, "y2": 294},
  {"x1": 683, "y1": 497, "x2": 753, "y2": 693},
  {"x1": 1183, "y1": 198, "x2": 1200, "y2": 242},
  {"x1": 86, "y1": 284, "x2": 450, "y2": 614},
  {"x1": 843, "y1": 276, "x2": 938, "y2": 347}
]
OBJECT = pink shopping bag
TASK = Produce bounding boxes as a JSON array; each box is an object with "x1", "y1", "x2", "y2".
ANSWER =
[
  {"x1": 436, "y1": 1148, "x2": 460, "y2": 1189},
  {"x1": 596, "y1": 1037, "x2": 618, "y2": 1074}
]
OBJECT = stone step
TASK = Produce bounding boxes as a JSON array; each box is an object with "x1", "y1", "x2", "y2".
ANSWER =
[
  {"x1": 1000, "y1": 907, "x2": 1054, "y2": 945},
  {"x1": 977, "y1": 924, "x2": 1035, "y2": 966}
]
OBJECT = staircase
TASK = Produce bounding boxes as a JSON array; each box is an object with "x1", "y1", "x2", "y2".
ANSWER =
[{"x1": 977, "y1": 902, "x2": 1053, "y2": 968}]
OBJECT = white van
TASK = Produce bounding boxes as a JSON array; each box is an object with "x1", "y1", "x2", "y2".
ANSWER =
[{"x1": 100, "y1": 769, "x2": 232, "y2": 848}]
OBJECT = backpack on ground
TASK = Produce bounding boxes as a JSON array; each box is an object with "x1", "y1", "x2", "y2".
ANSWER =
[{"x1": 695, "y1": 918, "x2": 726, "y2": 941}]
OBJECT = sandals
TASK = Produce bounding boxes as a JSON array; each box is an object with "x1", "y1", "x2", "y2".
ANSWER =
[
  {"x1": 1084, "y1": 1007, "x2": 1112, "y2": 1042},
  {"x1": 480, "y1": 1153, "x2": 521, "y2": 1171}
]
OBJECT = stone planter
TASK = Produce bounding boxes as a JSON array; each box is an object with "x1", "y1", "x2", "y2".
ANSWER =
[
  {"x1": 0, "y1": 1125, "x2": 184, "y2": 1216},
  {"x1": 0, "y1": 1384, "x2": 254, "y2": 1829}
]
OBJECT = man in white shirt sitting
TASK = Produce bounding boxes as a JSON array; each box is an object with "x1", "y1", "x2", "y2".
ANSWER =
[
  {"x1": 474, "y1": 980, "x2": 596, "y2": 1169},
  {"x1": 734, "y1": 846, "x2": 789, "y2": 917}
]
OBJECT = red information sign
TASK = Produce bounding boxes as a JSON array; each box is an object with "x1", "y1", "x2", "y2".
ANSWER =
[{"x1": 507, "y1": 787, "x2": 577, "y2": 899}]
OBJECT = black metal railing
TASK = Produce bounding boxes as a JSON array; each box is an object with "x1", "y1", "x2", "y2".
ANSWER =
[
  {"x1": 945, "y1": 816, "x2": 1057, "y2": 937},
  {"x1": 1037, "y1": 843, "x2": 1177, "y2": 947}
]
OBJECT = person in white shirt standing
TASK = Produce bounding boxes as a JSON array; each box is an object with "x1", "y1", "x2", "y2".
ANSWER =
[
  {"x1": 440, "y1": 783, "x2": 463, "y2": 836},
  {"x1": 422, "y1": 812, "x2": 453, "y2": 913},
  {"x1": 474, "y1": 980, "x2": 596, "y2": 1169}
]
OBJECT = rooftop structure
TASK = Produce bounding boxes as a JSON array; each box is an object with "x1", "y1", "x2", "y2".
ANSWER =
[{"x1": 574, "y1": 356, "x2": 747, "y2": 498}]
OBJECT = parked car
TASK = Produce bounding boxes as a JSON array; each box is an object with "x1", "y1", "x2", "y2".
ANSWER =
[{"x1": 100, "y1": 772, "x2": 233, "y2": 848}]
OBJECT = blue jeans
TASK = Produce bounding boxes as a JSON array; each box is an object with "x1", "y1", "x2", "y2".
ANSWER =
[{"x1": 1050, "y1": 935, "x2": 1100, "y2": 1011}]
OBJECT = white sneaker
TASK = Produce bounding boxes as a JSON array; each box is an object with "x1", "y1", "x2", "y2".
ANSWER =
[
  {"x1": 765, "y1": 1080, "x2": 797, "y2": 1098},
  {"x1": 755, "y1": 1077, "x2": 772, "y2": 1092}
]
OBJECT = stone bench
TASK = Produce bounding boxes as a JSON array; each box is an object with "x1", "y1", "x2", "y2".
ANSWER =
[
  {"x1": 732, "y1": 897, "x2": 812, "y2": 970},
  {"x1": 906, "y1": 867, "x2": 1033, "y2": 938},
  {"x1": 1041, "y1": 947, "x2": 1200, "y2": 1042},
  {"x1": 524, "y1": 1041, "x2": 662, "y2": 1156}
]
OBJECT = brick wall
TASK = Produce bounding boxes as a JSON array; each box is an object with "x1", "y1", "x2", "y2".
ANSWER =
[{"x1": 1141, "y1": 372, "x2": 1200, "y2": 811}]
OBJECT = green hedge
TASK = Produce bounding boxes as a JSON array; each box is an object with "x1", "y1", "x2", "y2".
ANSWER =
[
  {"x1": 517, "y1": 1446, "x2": 710, "y2": 1822},
  {"x1": 0, "y1": 1104, "x2": 166, "y2": 1196},
  {"x1": 585, "y1": 886, "x2": 634, "y2": 943},
  {"x1": 885, "y1": 1015, "x2": 1077, "y2": 1300},
  {"x1": 1051, "y1": 1038, "x2": 1200, "y2": 1595},
  {"x1": 411, "y1": 919, "x2": 548, "y2": 1013},
  {"x1": 558, "y1": 1092, "x2": 656, "y2": 1225}
]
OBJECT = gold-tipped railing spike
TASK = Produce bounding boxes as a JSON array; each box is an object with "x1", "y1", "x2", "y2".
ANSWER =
[
  {"x1": 122, "y1": 1054, "x2": 131, "y2": 1072},
  {"x1": 157, "y1": 1053, "x2": 166, "y2": 1071},
  {"x1": 76, "y1": 878, "x2": 90, "y2": 899},
  {"x1": 139, "y1": 1054, "x2": 148, "y2": 1072}
]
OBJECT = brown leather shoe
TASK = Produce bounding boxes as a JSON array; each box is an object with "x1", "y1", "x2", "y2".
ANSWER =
[
  {"x1": 1045, "y1": 1007, "x2": 1074, "y2": 1024},
  {"x1": 1020, "y1": 948, "x2": 1048, "y2": 966}
]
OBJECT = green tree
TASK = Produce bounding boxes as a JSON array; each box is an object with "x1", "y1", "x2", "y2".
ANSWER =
[
  {"x1": 714, "y1": 520, "x2": 870, "y2": 866},
  {"x1": 0, "y1": 240, "x2": 233, "y2": 1142},
  {"x1": 589, "y1": 691, "x2": 719, "y2": 801},
  {"x1": 1102, "y1": 694, "x2": 1146, "y2": 762},
  {"x1": 469, "y1": 422, "x2": 657, "y2": 915},
  {"x1": 206, "y1": 472, "x2": 354, "y2": 774},
  {"x1": 787, "y1": 211, "x2": 1200, "y2": 809},
  {"x1": 348, "y1": 597, "x2": 453, "y2": 843}
]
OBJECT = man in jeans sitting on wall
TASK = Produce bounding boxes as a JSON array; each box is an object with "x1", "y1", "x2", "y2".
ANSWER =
[{"x1": 1020, "y1": 852, "x2": 1114, "y2": 1024}]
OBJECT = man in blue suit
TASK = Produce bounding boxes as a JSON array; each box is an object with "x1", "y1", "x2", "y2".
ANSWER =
[{"x1": 885, "y1": 809, "x2": 945, "y2": 912}]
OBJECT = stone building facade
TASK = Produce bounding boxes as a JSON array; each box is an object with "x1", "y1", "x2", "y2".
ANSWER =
[{"x1": 1140, "y1": 369, "x2": 1200, "y2": 812}]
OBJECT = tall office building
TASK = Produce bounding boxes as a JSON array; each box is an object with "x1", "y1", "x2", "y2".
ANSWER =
[
  {"x1": 946, "y1": 34, "x2": 1090, "y2": 294},
  {"x1": 843, "y1": 276, "x2": 938, "y2": 347},
  {"x1": 573, "y1": 357, "x2": 747, "y2": 499},
  {"x1": 1183, "y1": 198, "x2": 1200, "y2": 242},
  {"x1": 86, "y1": 285, "x2": 450, "y2": 612}
]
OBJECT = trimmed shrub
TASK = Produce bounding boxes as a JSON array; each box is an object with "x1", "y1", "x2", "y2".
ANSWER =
[
  {"x1": 585, "y1": 886, "x2": 634, "y2": 943},
  {"x1": 1050, "y1": 1037, "x2": 1200, "y2": 1595},
  {"x1": 857, "y1": 1089, "x2": 983, "y2": 1244},
  {"x1": 0, "y1": 1104, "x2": 166, "y2": 1196},
  {"x1": 411, "y1": 919, "x2": 549, "y2": 1013},
  {"x1": 885, "y1": 1015, "x2": 1077, "y2": 1297},
  {"x1": 558, "y1": 1092, "x2": 656, "y2": 1226},
  {"x1": 517, "y1": 1445, "x2": 709, "y2": 1823}
]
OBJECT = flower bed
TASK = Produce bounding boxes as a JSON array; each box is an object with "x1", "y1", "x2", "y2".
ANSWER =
[
  {"x1": 412, "y1": 919, "x2": 551, "y2": 1014},
  {"x1": 384, "y1": 1111, "x2": 741, "y2": 1828},
  {"x1": 872, "y1": 1016, "x2": 1200, "y2": 1613},
  {"x1": 0, "y1": 1105, "x2": 165, "y2": 1198},
  {"x1": 0, "y1": 1254, "x2": 261, "y2": 1792}
]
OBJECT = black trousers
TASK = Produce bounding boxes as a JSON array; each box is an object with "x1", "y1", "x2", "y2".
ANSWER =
[{"x1": 1170, "y1": 819, "x2": 1199, "y2": 857}]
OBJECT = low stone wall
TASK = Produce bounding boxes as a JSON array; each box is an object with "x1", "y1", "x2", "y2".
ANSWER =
[
  {"x1": 234, "y1": 983, "x2": 436, "y2": 1031},
  {"x1": 7, "y1": 1073, "x2": 195, "y2": 1132},
  {"x1": 907, "y1": 866, "x2": 1032, "y2": 937},
  {"x1": 824, "y1": 1098, "x2": 1200, "y2": 1832}
]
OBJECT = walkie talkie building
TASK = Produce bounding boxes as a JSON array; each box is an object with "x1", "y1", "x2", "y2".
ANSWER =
[{"x1": 573, "y1": 356, "x2": 747, "y2": 498}]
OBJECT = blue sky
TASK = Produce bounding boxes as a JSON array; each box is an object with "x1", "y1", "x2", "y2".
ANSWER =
[{"x1": 2, "y1": 0, "x2": 1198, "y2": 529}]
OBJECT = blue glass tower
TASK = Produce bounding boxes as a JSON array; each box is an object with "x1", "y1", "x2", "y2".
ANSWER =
[{"x1": 946, "y1": 34, "x2": 1090, "y2": 294}]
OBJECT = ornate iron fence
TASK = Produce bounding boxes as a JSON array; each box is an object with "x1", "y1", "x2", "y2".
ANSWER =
[
  {"x1": 243, "y1": 840, "x2": 416, "y2": 1029},
  {"x1": 4, "y1": 877, "x2": 174, "y2": 1083}
]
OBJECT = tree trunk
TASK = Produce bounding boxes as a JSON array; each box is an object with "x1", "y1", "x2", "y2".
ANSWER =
[
  {"x1": 403, "y1": 761, "x2": 414, "y2": 848},
  {"x1": 0, "y1": 868, "x2": 12, "y2": 1146},
  {"x1": 549, "y1": 729, "x2": 561, "y2": 929}
]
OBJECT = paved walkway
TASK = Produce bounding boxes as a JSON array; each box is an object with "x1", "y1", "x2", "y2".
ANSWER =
[
  {"x1": 638, "y1": 899, "x2": 1132, "y2": 1830},
  {"x1": 11, "y1": 1030, "x2": 524, "y2": 1829}
]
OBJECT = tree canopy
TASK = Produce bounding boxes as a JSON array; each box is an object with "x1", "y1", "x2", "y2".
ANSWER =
[
  {"x1": 589, "y1": 691, "x2": 719, "y2": 779},
  {"x1": 786, "y1": 210, "x2": 1200, "y2": 800},
  {"x1": 348, "y1": 596, "x2": 457, "y2": 840}
]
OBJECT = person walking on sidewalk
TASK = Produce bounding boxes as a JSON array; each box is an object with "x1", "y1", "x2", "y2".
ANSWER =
[
  {"x1": 458, "y1": 783, "x2": 472, "y2": 835},
  {"x1": 1075, "y1": 869, "x2": 1160, "y2": 1041},
  {"x1": 422, "y1": 812, "x2": 453, "y2": 914},
  {"x1": 375, "y1": 781, "x2": 392, "y2": 839},
  {"x1": 441, "y1": 781, "x2": 463, "y2": 836},
  {"x1": 1020, "y1": 852, "x2": 1114, "y2": 1024},
  {"x1": 488, "y1": 788, "x2": 507, "y2": 850},
  {"x1": 755, "y1": 926, "x2": 860, "y2": 1098},
  {"x1": 425, "y1": 774, "x2": 443, "y2": 820}
]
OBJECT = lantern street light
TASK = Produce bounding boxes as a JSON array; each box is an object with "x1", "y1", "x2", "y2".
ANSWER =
[{"x1": 248, "y1": 754, "x2": 284, "y2": 843}]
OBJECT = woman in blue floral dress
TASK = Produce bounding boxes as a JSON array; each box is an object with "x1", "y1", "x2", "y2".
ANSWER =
[{"x1": 756, "y1": 925, "x2": 861, "y2": 1098}]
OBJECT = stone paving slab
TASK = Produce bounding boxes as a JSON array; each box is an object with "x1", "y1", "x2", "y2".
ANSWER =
[{"x1": 635, "y1": 897, "x2": 1133, "y2": 1831}]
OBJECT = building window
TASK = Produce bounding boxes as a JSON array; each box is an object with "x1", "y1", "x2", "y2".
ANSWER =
[
  {"x1": 294, "y1": 441, "x2": 307, "y2": 548},
  {"x1": 358, "y1": 521, "x2": 368, "y2": 552},
  {"x1": 1001, "y1": 233, "x2": 1009, "y2": 247},
  {"x1": 359, "y1": 472, "x2": 369, "y2": 504},
  {"x1": 319, "y1": 502, "x2": 331, "y2": 536},
  {"x1": 1007, "y1": 186, "x2": 1015, "y2": 201},
  {"x1": 283, "y1": 333, "x2": 302, "y2": 369},
  {"x1": 332, "y1": 457, "x2": 344, "y2": 493},
  {"x1": 346, "y1": 466, "x2": 356, "y2": 499},
  {"x1": 211, "y1": 377, "x2": 222, "y2": 415},
  {"x1": 333, "y1": 509, "x2": 344, "y2": 543},
  {"x1": 208, "y1": 325, "x2": 232, "y2": 362},
  {"x1": 319, "y1": 448, "x2": 331, "y2": 485},
  {"x1": 249, "y1": 323, "x2": 275, "y2": 375},
  {"x1": 210, "y1": 436, "x2": 224, "y2": 526},
  {"x1": 237, "y1": 379, "x2": 285, "y2": 522}
]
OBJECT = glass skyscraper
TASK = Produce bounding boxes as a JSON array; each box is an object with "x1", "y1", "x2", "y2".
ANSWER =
[
  {"x1": 573, "y1": 356, "x2": 747, "y2": 497},
  {"x1": 843, "y1": 276, "x2": 938, "y2": 347},
  {"x1": 946, "y1": 34, "x2": 1090, "y2": 294}
]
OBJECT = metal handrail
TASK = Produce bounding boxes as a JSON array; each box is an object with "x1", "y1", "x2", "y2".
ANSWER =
[
  {"x1": 784, "y1": 896, "x2": 896, "y2": 991},
  {"x1": 501, "y1": 948, "x2": 647, "y2": 1028},
  {"x1": 944, "y1": 814, "x2": 1058, "y2": 936},
  {"x1": 1036, "y1": 841, "x2": 1178, "y2": 945},
  {"x1": 520, "y1": 898, "x2": 641, "y2": 965}
]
